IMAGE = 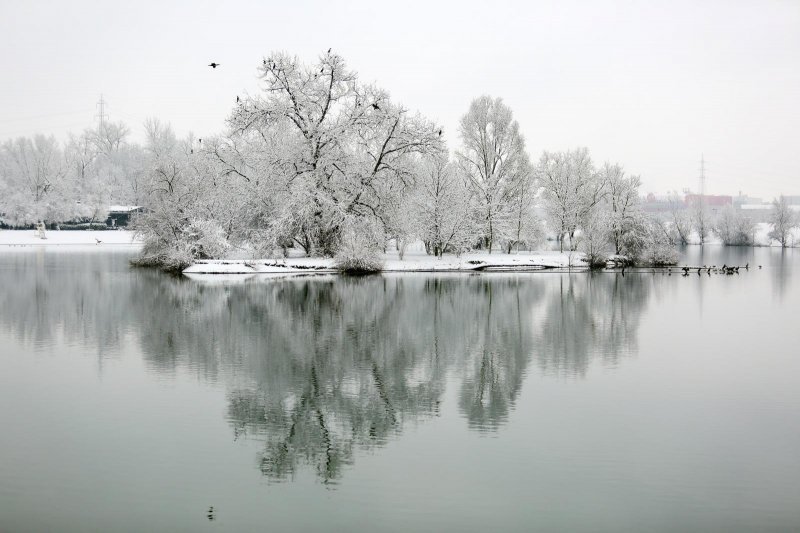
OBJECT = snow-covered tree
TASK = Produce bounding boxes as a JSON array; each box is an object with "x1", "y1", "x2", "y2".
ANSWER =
[
  {"x1": 768, "y1": 195, "x2": 798, "y2": 247},
  {"x1": 713, "y1": 205, "x2": 755, "y2": 246},
  {"x1": 132, "y1": 120, "x2": 229, "y2": 271},
  {"x1": 667, "y1": 194, "x2": 691, "y2": 245},
  {"x1": 65, "y1": 130, "x2": 108, "y2": 224},
  {"x1": 603, "y1": 163, "x2": 644, "y2": 255},
  {"x1": 537, "y1": 147, "x2": 605, "y2": 251},
  {"x1": 689, "y1": 198, "x2": 710, "y2": 245},
  {"x1": 0, "y1": 135, "x2": 70, "y2": 225},
  {"x1": 407, "y1": 153, "x2": 479, "y2": 258},
  {"x1": 226, "y1": 51, "x2": 442, "y2": 256},
  {"x1": 92, "y1": 121, "x2": 130, "y2": 156},
  {"x1": 457, "y1": 95, "x2": 532, "y2": 253},
  {"x1": 638, "y1": 219, "x2": 679, "y2": 266},
  {"x1": 505, "y1": 160, "x2": 543, "y2": 253},
  {"x1": 577, "y1": 207, "x2": 610, "y2": 268},
  {"x1": 104, "y1": 143, "x2": 147, "y2": 206}
]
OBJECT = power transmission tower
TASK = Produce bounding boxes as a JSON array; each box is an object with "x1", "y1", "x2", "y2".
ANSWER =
[
  {"x1": 95, "y1": 94, "x2": 108, "y2": 132},
  {"x1": 698, "y1": 153, "x2": 708, "y2": 208}
]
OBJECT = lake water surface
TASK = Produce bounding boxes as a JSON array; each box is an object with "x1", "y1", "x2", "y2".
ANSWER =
[{"x1": 1, "y1": 247, "x2": 799, "y2": 532}]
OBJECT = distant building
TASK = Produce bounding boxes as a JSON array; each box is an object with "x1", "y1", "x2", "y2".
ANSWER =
[
  {"x1": 781, "y1": 195, "x2": 800, "y2": 205},
  {"x1": 641, "y1": 192, "x2": 680, "y2": 213},
  {"x1": 640, "y1": 190, "x2": 800, "y2": 220},
  {"x1": 733, "y1": 192, "x2": 763, "y2": 207},
  {"x1": 684, "y1": 194, "x2": 732, "y2": 207},
  {"x1": 106, "y1": 206, "x2": 144, "y2": 227}
]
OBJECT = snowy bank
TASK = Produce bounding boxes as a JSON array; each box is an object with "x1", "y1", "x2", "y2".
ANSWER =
[
  {"x1": 0, "y1": 229, "x2": 142, "y2": 250},
  {"x1": 183, "y1": 251, "x2": 582, "y2": 275}
]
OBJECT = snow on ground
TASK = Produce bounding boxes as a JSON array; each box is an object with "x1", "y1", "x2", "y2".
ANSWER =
[
  {"x1": 184, "y1": 250, "x2": 583, "y2": 275},
  {"x1": 0, "y1": 229, "x2": 142, "y2": 250}
]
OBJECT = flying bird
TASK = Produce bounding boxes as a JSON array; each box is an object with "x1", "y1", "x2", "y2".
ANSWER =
[
  {"x1": 208, "y1": 62, "x2": 220, "y2": 68},
  {"x1": 372, "y1": 103, "x2": 380, "y2": 110}
]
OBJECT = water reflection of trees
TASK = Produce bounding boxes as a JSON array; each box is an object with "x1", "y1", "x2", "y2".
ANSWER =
[
  {"x1": 533, "y1": 273, "x2": 651, "y2": 378},
  {"x1": 0, "y1": 252, "x2": 140, "y2": 357},
  {"x1": 217, "y1": 276, "x2": 549, "y2": 482},
  {"x1": 0, "y1": 254, "x2": 652, "y2": 483}
]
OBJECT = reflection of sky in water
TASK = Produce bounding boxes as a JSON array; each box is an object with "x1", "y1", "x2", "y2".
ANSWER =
[{"x1": 1, "y1": 248, "x2": 799, "y2": 531}]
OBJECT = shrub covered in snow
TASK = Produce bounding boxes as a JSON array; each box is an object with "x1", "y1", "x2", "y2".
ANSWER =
[
  {"x1": 130, "y1": 237, "x2": 194, "y2": 273},
  {"x1": 616, "y1": 216, "x2": 650, "y2": 262},
  {"x1": 132, "y1": 219, "x2": 230, "y2": 273},
  {"x1": 577, "y1": 210, "x2": 610, "y2": 269},
  {"x1": 333, "y1": 219, "x2": 384, "y2": 274},
  {"x1": 637, "y1": 221, "x2": 678, "y2": 266},
  {"x1": 181, "y1": 219, "x2": 230, "y2": 259}
]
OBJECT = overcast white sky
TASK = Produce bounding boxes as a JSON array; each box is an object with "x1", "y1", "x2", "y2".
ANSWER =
[{"x1": 1, "y1": 0, "x2": 798, "y2": 197}]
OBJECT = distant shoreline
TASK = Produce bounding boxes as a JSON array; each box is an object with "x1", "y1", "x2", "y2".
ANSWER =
[{"x1": 0, "y1": 229, "x2": 142, "y2": 249}]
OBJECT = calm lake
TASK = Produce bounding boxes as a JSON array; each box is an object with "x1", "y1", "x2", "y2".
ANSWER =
[{"x1": 1, "y1": 247, "x2": 799, "y2": 532}]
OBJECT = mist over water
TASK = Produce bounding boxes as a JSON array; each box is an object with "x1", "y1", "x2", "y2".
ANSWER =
[{"x1": 1, "y1": 248, "x2": 799, "y2": 531}]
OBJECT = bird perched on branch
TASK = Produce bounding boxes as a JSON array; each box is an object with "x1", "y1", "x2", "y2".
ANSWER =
[{"x1": 208, "y1": 62, "x2": 220, "y2": 68}]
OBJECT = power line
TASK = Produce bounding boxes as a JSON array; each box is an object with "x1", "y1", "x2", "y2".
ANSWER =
[
  {"x1": 0, "y1": 109, "x2": 95, "y2": 125},
  {"x1": 0, "y1": 121, "x2": 92, "y2": 140}
]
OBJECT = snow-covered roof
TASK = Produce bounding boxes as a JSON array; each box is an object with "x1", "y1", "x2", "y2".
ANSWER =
[{"x1": 108, "y1": 205, "x2": 143, "y2": 213}]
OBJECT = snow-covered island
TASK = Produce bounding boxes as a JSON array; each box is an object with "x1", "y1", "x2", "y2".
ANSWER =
[
  {"x1": 2, "y1": 50, "x2": 797, "y2": 277},
  {"x1": 184, "y1": 250, "x2": 580, "y2": 275}
]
